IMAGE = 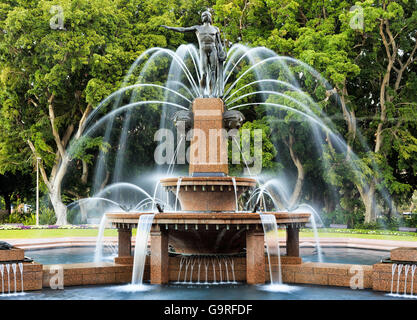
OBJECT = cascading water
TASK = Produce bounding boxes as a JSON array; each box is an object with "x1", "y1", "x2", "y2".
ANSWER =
[
  {"x1": 174, "y1": 255, "x2": 239, "y2": 285},
  {"x1": 189, "y1": 257, "x2": 196, "y2": 284},
  {"x1": 229, "y1": 258, "x2": 237, "y2": 284},
  {"x1": 404, "y1": 264, "x2": 410, "y2": 296},
  {"x1": 63, "y1": 39, "x2": 395, "y2": 243},
  {"x1": 177, "y1": 256, "x2": 185, "y2": 283},
  {"x1": 6, "y1": 264, "x2": 10, "y2": 294},
  {"x1": 390, "y1": 263, "x2": 397, "y2": 294},
  {"x1": 11, "y1": 263, "x2": 16, "y2": 293},
  {"x1": 259, "y1": 214, "x2": 282, "y2": 285},
  {"x1": 197, "y1": 257, "x2": 201, "y2": 284},
  {"x1": 232, "y1": 177, "x2": 238, "y2": 212},
  {"x1": 56, "y1": 25, "x2": 399, "y2": 293},
  {"x1": 0, "y1": 264, "x2": 3, "y2": 295},
  {"x1": 397, "y1": 264, "x2": 403, "y2": 294},
  {"x1": 183, "y1": 257, "x2": 190, "y2": 284},
  {"x1": 204, "y1": 258, "x2": 209, "y2": 284},
  {"x1": 131, "y1": 214, "x2": 155, "y2": 286},
  {"x1": 18, "y1": 263, "x2": 23, "y2": 293},
  {"x1": 411, "y1": 265, "x2": 417, "y2": 297},
  {"x1": 388, "y1": 263, "x2": 417, "y2": 298},
  {"x1": 174, "y1": 177, "x2": 182, "y2": 212},
  {"x1": 94, "y1": 215, "x2": 108, "y2": 263},
  {"x1": 211, "y1": 258, "x2": 216, "y2": 284},
  {"x1": 218, "y1": 258, "x2": 223, "y2": 283},
  {"x1": 224, "y1": 259, "x2": 230, "y2": 283}
]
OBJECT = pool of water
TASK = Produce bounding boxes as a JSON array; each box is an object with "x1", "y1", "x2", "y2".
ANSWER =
[
  {"x1": 0, "y1": 246, "x2": 395, "y2": 300},
  {"x1": 25, "y1": 246, "x2": 390, "y2": 265},
  {"x1": 0, "y1": 283, "x2": 399, "y2": 300}
]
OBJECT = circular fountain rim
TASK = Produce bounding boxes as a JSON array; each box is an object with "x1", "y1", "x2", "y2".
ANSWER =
[
  {"x1": 160, "y1": 176, "x2": 257, "y2": 187},
  {"x1": 105, "y1": 211, "x2": 311, "y2": 224}
]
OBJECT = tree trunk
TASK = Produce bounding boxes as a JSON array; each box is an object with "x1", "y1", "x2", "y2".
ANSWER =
[
  {"x1": 2, "y1": 193, "x2": 11, "y2": 215},
  {"x1": 286, "y1": 132, "x2": 304, "y2": 209},
  {"x1": 324, "y1": 193, "x2": 335, "y2": 214},
  {"x1": 49, "y1": 188, "x2": 67, "y2": 225},
  {"x1": 359, "y1": 183, "x2": 377, "y2": 224},
  {"x1": 49, "y1": 156, "x2": 71, "y2": 225},
  {"x1": 27, "y1": 98, "x2": 92, "y2": 226}
]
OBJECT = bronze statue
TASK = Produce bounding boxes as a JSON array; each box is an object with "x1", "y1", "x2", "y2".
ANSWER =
[{"x1": 161, "y1": 10, "x2": 226, "y2": 97}]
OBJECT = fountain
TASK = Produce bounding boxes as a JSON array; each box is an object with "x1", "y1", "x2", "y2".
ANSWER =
[
  {"x1": 379, "y1": 248, "x2": 417, "y2": 298},
  {"x1": 104, "y1": 11, "x2": 310, "y2": 286},
  {"x1": 0, "y1": 242, "x2": 42, "y2": 294},
  {"x1": 105, "y1": 94, "x2": 310, "y2": 284},
  {"x1": 43, "y1": 9, "x2": 413, "y2": 297}
]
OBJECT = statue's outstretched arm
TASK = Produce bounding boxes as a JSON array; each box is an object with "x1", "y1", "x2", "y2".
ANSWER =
[{"x1": 160, "y1": 25, "x2": 197, "y2": 33}]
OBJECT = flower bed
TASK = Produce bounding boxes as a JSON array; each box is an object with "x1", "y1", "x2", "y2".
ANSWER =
[
  {"x1": 302, "y1": 227, "x2": 417, "y2": 237},
  {"x1": 0, "y1": 224, "x2": 100, "y2": 230}
]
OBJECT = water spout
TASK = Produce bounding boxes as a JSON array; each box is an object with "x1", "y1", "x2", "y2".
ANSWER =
[
  {"x1": 0, "y1": 264, "x2": 3, "y2": 295},
  {"x1": 174, "y1": 177, "x2": 183, "y2": 212},
  {"x1": 397, "y1": 264, "x2": 403, "y2": 294},
  {"x1": 6, "y1": 264, "x2": 10, "y2": 294},
  {"x1": 94, "y1": 215, "x2": 107, "y2": 262},
  {"x1": 18, "y1": 263, "x2": 23, "y2": 293},
  {"x1": 11, "y1": 263, "x2": 16, "y2": 293},
  {"x1": 411, "y1": 265, "x2": 416, "y2": 296},
  {"x1": 391, "y1": 263, "x2": 397, "y2": 294},
  {"x1": 260, "y1": 214, "x2": 282, "y2": 284},
  {"x1": 177, "y1": 256, "x2": 185, "y2": 283},
  {"x1": 404, "y1": 264, "x2": 410, "y2": 295},
  {"x1": 232, "y1": 177, "x2": 238, "y2": 212}
]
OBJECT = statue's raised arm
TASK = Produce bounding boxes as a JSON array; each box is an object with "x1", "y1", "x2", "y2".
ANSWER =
[{"x1": 160, "y1": 25, "x2": 197, "y2": 33}]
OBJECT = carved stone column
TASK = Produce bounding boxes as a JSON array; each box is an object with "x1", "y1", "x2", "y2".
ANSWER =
[
  {"x1": 150, "y1": 225, "x2": 169, "y2": 284},
  {"x1": 246, "y1": 230, "x2": 265, "y2": 284},
  {"x1": 117, "y1": 227, "x2": 132, "y2": 258},
  {"x1": 286, "y1": 225, "x2": 300, "y2": 257}
]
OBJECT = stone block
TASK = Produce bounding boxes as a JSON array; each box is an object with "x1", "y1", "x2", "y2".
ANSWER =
[
  {"x1": 0, "y1": 248, "x2": 25, "y2": 262},
  {"x1": 294, "y1": 272, "x2": 328, "y2": 285},
  {"x1": 246, "y1": 231, "x2": 265, "y2": 284},
  {"x1": 391, "y1": 247, "x2": 417, "y2": 262}
]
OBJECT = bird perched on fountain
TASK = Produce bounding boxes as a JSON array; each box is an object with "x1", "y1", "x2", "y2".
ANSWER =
[{"x1": 156, "y1": 203, "x2": 164, "y2": 213}]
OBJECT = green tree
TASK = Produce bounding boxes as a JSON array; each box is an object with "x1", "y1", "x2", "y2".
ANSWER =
[{"x1": 0, "y1": 0, "x2": 178, "y2": 224}]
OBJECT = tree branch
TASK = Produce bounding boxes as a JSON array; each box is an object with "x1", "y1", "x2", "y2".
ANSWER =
[
  {"x1": 27, "y1": 139, "x2": 51, "y2": 190},
  {"x1": 48, "y1": 94, "x2": 66, "y2": 159}
]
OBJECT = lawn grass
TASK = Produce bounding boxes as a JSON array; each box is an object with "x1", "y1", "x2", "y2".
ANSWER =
[
  {"x1": 298, "y1": 231, "x2": 417, "y2": 242},
  {"x1": 0, "y1": 228, "x2": 118, "y2": 239},
  {"x1": 1, "y1": 227, "x2": 417, "y2": 242}
]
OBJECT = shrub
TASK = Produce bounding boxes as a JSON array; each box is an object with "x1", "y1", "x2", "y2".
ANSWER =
[
  {"x1": 321, "y1": 208, "x2": 363, "y2": 228},
  {"x1": 39, "y1": 207, "x2": 57, "y2": 225}
]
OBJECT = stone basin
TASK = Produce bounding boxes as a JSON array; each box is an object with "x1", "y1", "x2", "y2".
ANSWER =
[
  {"x1": 160, "y1": 176, "x2": 257, "y2": 212},
  {"x1": 106, "y1": 211, "x2": 310, "y2": 254}
]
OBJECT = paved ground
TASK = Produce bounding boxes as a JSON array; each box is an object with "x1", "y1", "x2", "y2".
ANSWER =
[{"x1": 4, "y1": 236, "x2": 417, "y2": 250}]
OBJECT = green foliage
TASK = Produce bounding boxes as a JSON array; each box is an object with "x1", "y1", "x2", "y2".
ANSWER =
[
  {"x1": 39, "y1": 207, "x2": 57, "y2": 225},
  {"x1": 321, "y1": 208, "x2": 364, "y2": 228},
  {"x1": 0, "y1": 0, "x2": 415, "y2": 226}
]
